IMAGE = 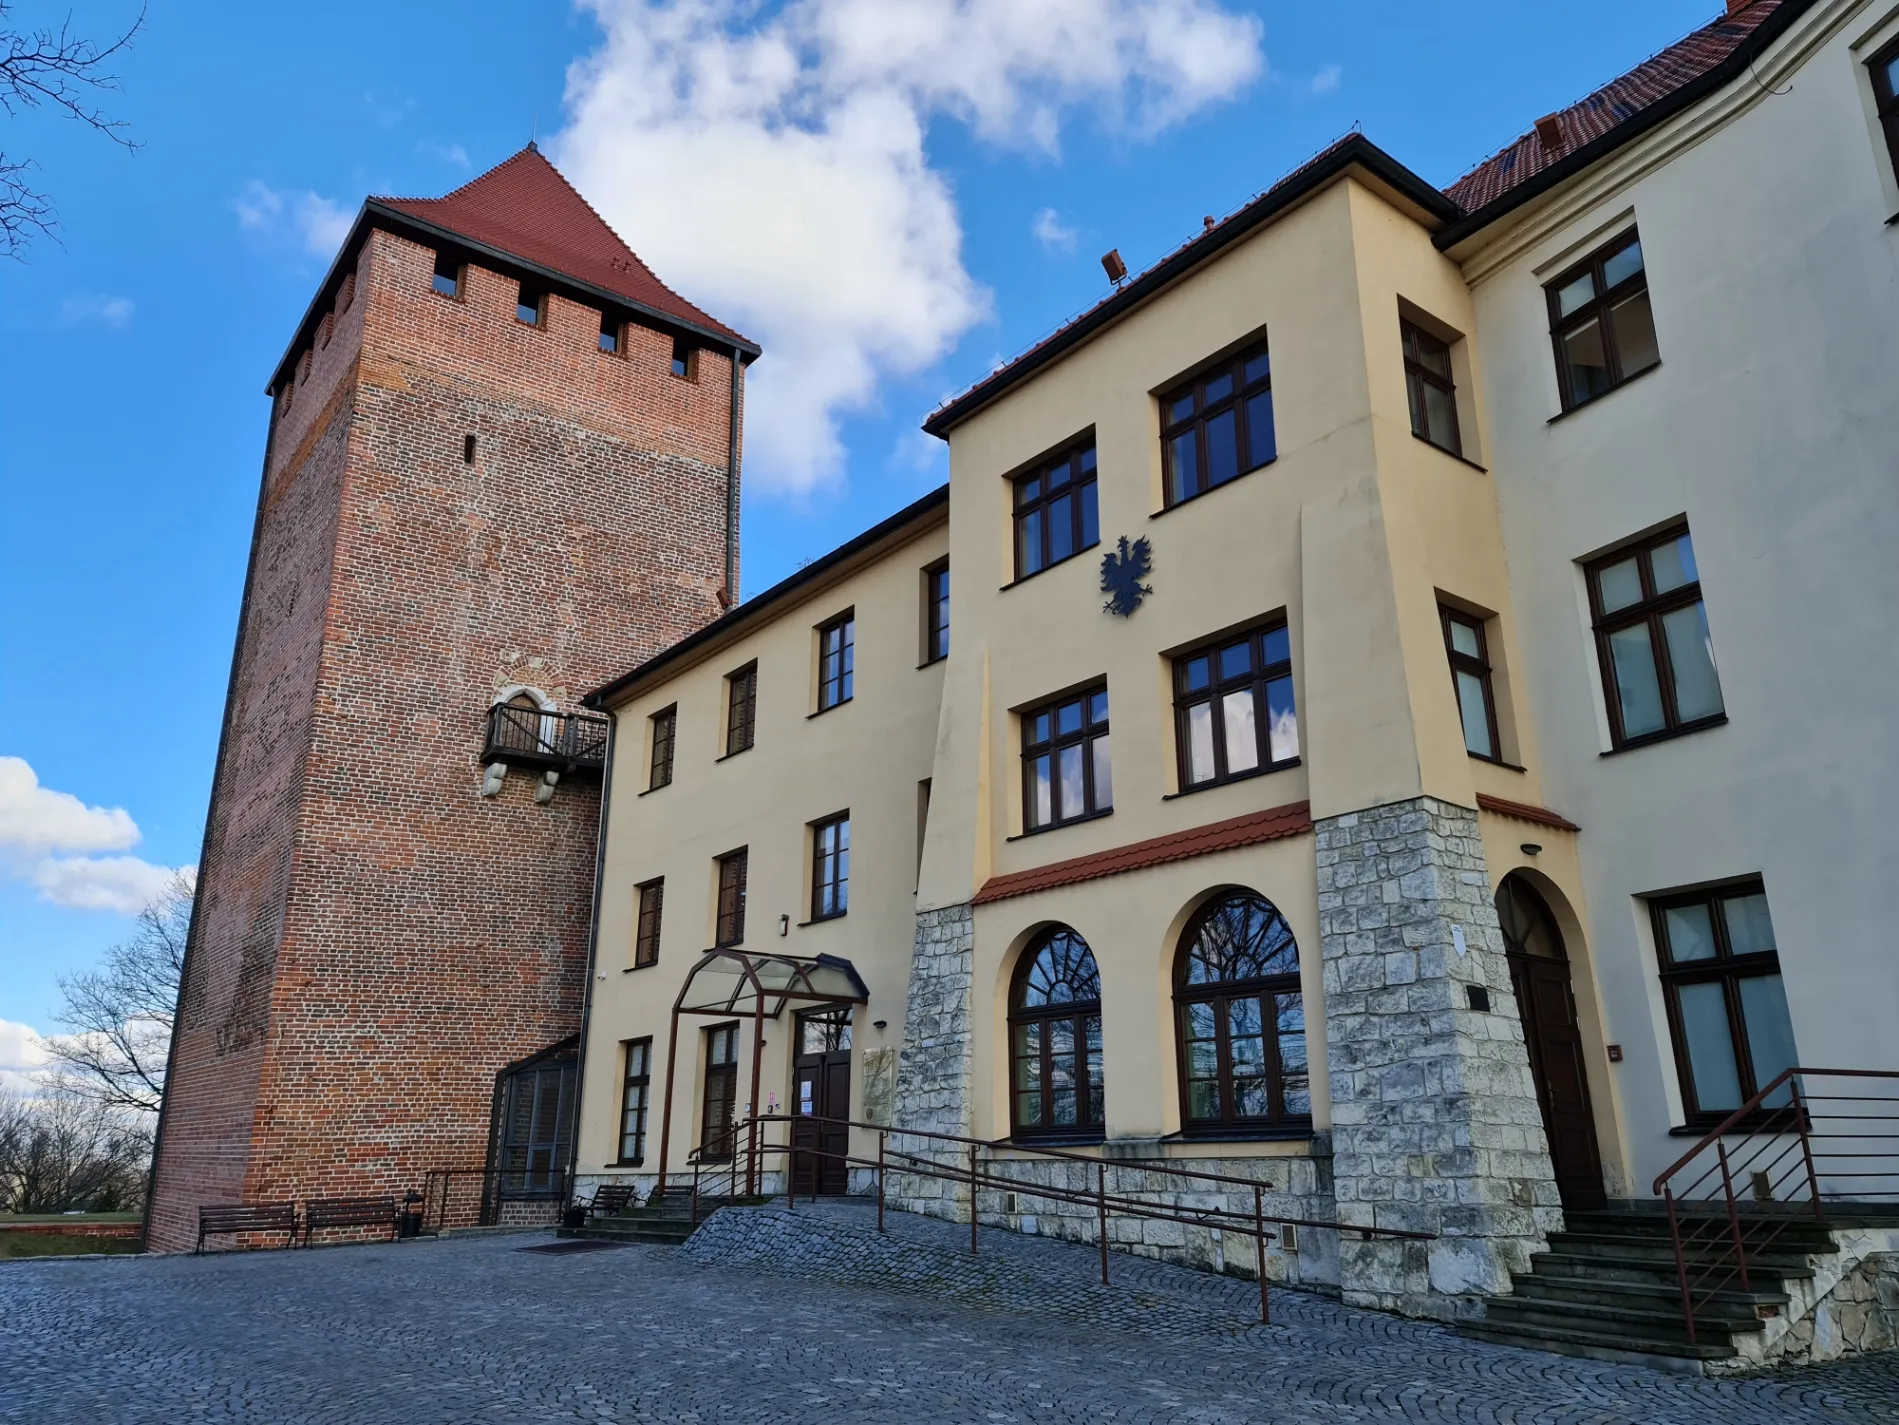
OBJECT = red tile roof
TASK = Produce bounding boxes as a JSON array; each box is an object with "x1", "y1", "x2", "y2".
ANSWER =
[
  {"x1": 1474, "y1": 793, "x2": 1581, "y2": 835},
  {"x1": 374, "y1": 147, "x2": 751, "y2": 349},
  {"x1": 1444, "y1": 1, "x2": 1786, "y2": 213},
  {"x1": 971, "y1": 801, "x2": 1313, "y2": 906}
]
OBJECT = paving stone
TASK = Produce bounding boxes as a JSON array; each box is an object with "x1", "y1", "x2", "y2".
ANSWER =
[{"x1": 2, "y1": 1206, "x2": 1895, "y2": 1424}]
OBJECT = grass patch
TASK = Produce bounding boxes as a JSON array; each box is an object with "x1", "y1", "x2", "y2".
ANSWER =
[{"x1": 0, "y1": 1232, "x2": 143, "y2": 1260}]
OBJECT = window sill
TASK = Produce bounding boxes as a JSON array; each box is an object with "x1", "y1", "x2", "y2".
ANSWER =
[
  {"x1": 999, "y1": 542, "x2": 1100, "y2": 592},
  {"x1": 1469, "y1": 752, "x2": 1526, "y2": 772},
  {"x1": 1599, "y1": 714, "x2": 1727, "y2": 757},
  {"x1": 1149, "y1": 459, "x2": 1273, "y2": 519},
  {"x1": 715, "y1": 746, "x2": 753, "y2": 763},
  {"x1": 636, "y1": 782, "x2": 672, "y2": 797},
  {"x1": 1164, "y1": 1125, "x2": 1316, "y2": 1144},
  {"x1": 1161, "y1": 759, "x2": 1300, "y2": 800},
  {"x1": 1410, "y1": 432, "x2": 1488, "y2": 473},
  {"x1": 611, "y1": 1159, "x2": 646, "y2": 1169},
  {"x1": 916, "y1": 655, "x2": 947, "y2": 670},
  {"x1": 797, "y1": 912, "x2": 847, "y2": 928},
  {"x1": 1005, "y1": 807, "x2": 1114, "y2": 842},
  {"x1": 999, "y1": 1133, "x2": 1106, "y2": 1150},
  {"x1": 622, "y1": 963, "x2": 658, "y2": 974},
  {"x1": 1547, "y1": 359, "x2": 1662, "y2": 423},
  {"x1": 807, "y1": 699, "x2": 854, "y2": 720},
  {"x1": 1667, "y1": 1117, "x2": 1805, "y2": 1138}
]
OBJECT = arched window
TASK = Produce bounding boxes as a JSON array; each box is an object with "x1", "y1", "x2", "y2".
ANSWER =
[
  {"x1": 1174, "y1": 890, "x2": 1310, "y2": 1132},
  {"x1": 1008, "y1": 927, "x2": 1105, "y2": 1139}
]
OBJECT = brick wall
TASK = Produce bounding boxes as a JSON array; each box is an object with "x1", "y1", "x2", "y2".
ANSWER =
[{"x1": 148, "y1": 225, "x2": 740, "y2": 1248}]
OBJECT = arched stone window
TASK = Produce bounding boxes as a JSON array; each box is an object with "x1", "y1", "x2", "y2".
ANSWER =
[
  {"x1": 1174, "y1": 890, "x2": 1310, "y2": 1132},
  {"x1": 1008, "y1": 927, "x2": 1105, "y2": 1140}
]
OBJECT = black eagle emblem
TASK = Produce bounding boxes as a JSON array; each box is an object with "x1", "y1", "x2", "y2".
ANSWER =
[{"x1": 1099, "y1": 535, "x2": 1154, "y2": 618}]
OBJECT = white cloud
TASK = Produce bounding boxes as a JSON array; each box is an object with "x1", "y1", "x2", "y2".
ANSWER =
[
  {"x1": 59, "y1": 293, "x2": 134, "y2": 329},
  {"x1": 233, "y1": 181, "x2": 355, "y2": 260},
  {"x1": 0, "y1": 758, "x2": 191, "y2": 915},
  {"x1": 0, "y1": 1018, "x2": 48, "y2": 1097},
  {"x1": 29, "y1": 856, "x2": 190, "y2": 915},
  {"x1": 0, "y1": 757, "x2": 138, "y2": 854},
  {"x1": 420, "y1": 140, "x2": 471, "y2": 168},
  {"x1": 1031, "y1": 206, "x2": 1077, "y2": 253},
  {"x1": 1307, "y1": 63, "x2": 1341, "y2": 95},
  {"x1": 556, "y1": 0, "x2": 1264, "y2": 495}
]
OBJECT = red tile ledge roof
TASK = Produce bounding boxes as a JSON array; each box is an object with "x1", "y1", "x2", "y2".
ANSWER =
[
  {"x1": 1474, "y1": 793, "x2": 1581, "y2": 835},
  {"x1": 971, "y1": 801, "x2": 1314, "y2": 906},
  {"x1": 373, "y1": 146, "x2": 753, "y2": 350}
]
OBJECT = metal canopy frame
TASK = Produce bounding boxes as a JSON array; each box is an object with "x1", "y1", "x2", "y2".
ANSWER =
[{"x1": 655, "y1": 948, "x2": 869, "y2": 1195}]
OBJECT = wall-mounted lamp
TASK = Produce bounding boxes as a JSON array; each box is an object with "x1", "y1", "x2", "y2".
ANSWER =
[
  {"x1": 1606, "y1": 1044, "x2": 1624, "y2": 1063},
  {"x1": 778, "y1": 914, "x2": 789, "y2": 937},
  {"x1": 1100, "y1": 248, "x2": 1127, "y2": 284},
  {"x1": 1519, "y1": 843, "x2": 1542, "y2": 857}
]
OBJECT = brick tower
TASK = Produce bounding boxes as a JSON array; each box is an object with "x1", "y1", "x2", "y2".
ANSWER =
[{"x1": 146, "y1": 149, "x2": 754, "y2": 1250}]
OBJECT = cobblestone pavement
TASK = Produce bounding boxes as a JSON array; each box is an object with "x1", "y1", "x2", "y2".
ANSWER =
[{"x1": 4, "y1": 1200, "x2": 1897, "y2": 1425}]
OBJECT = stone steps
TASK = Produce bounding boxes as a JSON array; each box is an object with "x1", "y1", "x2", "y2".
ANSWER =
[{"x1": 560, "y1": 1194, "x2": 774, "y2": 1248}]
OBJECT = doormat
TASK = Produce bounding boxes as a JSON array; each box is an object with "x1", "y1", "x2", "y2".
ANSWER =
[{"x1": 517, "y1": 1240, "x2": 630, "y2": 1254}]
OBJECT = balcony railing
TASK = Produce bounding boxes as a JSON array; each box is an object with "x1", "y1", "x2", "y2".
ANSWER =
[{"x1": 482, "y1": 704, "x2": 609, "y2": 774}]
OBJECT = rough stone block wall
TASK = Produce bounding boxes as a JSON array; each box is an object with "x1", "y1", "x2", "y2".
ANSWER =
[
  {"x1": 149, "y1": 226, "x2": 739, "y2": 1249},
  {"x1": 1316, "y1": 796, "x2": 1560, "y2": 1319},
  {"x1": 888, "y1": 904, "x2": 975, "y2": 1219}
]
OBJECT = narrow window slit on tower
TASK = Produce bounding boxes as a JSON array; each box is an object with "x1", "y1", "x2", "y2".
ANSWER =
[
  {"x1": 671, "y1": 336, "x2": 696, "y2": 380},
  {"x1": 516, "y1": 285, "x2": 543, "y2": 326},
  {"x1": 464, "y1": 434, "x2": 477, "y2": 465},
  {"x1": 599, "y1": 311, "x2": 621, "y2": 354},
  {"x1": 432, "y1": 251, "x2": 463, "y2": 299}
]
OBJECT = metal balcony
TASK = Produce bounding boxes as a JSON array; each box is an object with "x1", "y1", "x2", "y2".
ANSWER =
[{"x1": 481, "y1": 704, "x2": 609, "y2": 775}]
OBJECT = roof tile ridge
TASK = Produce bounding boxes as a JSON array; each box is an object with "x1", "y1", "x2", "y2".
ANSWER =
[
  {"x1": 1441, "y1": 0, "x2": 1781, "y2": 198},
  {"x1": 370, "y1": 147, "x2": 537, "y2": 208},
  {"x1": 530, "y1": 148, "x2": 719, "y2": 320}
]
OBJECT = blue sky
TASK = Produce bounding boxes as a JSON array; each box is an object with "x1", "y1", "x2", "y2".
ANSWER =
[{"x1": 0, "y1": 0, "x2": 1719, "y2": 1048}]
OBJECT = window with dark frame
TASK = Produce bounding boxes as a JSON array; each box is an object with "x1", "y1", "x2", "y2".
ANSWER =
[
  {"x1": 1651, "y1": 882, "x2": 1798, "y2": 1126},
  {"x1": 431, "y1": 250, "x2": 463, "y2": 299},
  {"x1": 600, "y1": 312, "x2": 622, "y2": 354},
  {"x1": 1546, "y1": 230, "x2": 1660, "y2": 411},
  {"x1": 1012, "y1": 439, "x2": 1099, "y2": 580},
  {"x1": 633, "y1": 878, "x2": 664, "y2": 968},
  {"x1": 817, "y1": 613, "x2": 854, "y2": 711},
  {"x1": 700, "y1": 1023, "x2": 739, "y2": 1161},
  {"x1": 1173, "y1": 622, "x2": 1297, "y2": 791},
  {"x1": 671, "y1": 336, "x2": 697, "y2": 379},
  {"x1": 714, "y1": 849, "x2": 748, "y2": 947},
  {"x1": 649, "y1": 705, "x2": 676, "y2": 789},
  {"x1": 923, "y1": 560, "x2": 950, "y2": 664},
  {"x1": 1402, "y1": 320, "x2": 1462, "y2": 456},
  {"x1": 725, "y1": 663, "x2": 757, "y2": 755},
  {"x1": 1008, "y1": 927, "x2": 1105, "y2": 1141},
  {"x1": 810, "y1": 812, "x2": 849, "y2": 921},
  {"x1": 495, "y1": 1053, "x2": 576, "y2": 1194},
  {"x1": 1441, "y1": 606, "x2": 1501, "y2": 761},
  {"x1": 1870, "y1": 36, "x2": 1899, "y2": 187},
  {"x1": 516, "y1": 285, "x2": 544, "y2": 326},
  {"x1": 1021, "y1": 685, "x2": 1112, "y2": 832},
  {"x1": 1175, "y1": 891, "x2": 1311, "y2": 1134},
  {"x1": 1160, "y1": 342, "x2": 1275, "y2": 507},
  {"x1": 1586, "y1": 526, "x2": 1724, "y2": 750},
  {"x1": 618, "y1": 1038, "x2": 652, "y2": 1163}
]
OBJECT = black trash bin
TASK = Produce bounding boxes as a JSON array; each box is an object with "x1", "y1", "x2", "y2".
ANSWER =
[{"x1": 397, "y1": 1191, "x2": 424, "y2": 1239}]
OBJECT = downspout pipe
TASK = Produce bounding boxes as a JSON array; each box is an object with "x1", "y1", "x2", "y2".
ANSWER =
[
  {"x1": 143, "y1": 398, "x2": 281, "y2": 1245},
  {"x1": 564, "y1": 714, "x2": 618, "y2": 1200}
]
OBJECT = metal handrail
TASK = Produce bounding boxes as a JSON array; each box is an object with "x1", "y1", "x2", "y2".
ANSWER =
[
  {"x1": 726, "y1": 1112, "x2": 1432, "y2": 1325},
  {"x1": 421, "y1": 1165, "x2": 571, "y2": 1235},
  {"x1": 1649, "y1": 1066, "x2": 1899, "y2": 1345},
  {"x1": 481, "y1": 704, "x2": 609, "y2": 768}
]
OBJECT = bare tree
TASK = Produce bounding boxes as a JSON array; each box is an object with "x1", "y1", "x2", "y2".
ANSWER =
[
  {"x1": 0, "y1": 1076, "x2": 147, "y2": 1213},
  {"x1": 0, "y1": 2, "x2": 144, "y2": 259},
  {"x1": 41, "y1": 868, "x2": 190, "y2": 1123}
]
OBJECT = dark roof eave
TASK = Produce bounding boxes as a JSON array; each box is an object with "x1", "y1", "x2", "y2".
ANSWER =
[
  {"x1": 264, "y1": 202, "x2": 762, "y2": 393},
  {"x1": 922, "y1": 135, "x2": 1457, "y2": 438},
  {"x1": 1436, "y1": 0, "x2": 1819, "y2": 250},
  {"x1": 585, "y1": 483, "x2": 951, "y2": 709}
]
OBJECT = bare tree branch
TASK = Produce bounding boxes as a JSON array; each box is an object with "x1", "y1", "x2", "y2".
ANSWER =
[
  {"x1": 0, "y1": 1075, "x2": 147, "y2": 1214},
  {"x1": 40, "y1": 869, "x2": 189, "y2": 1120},
  {"x1": 0, "y1": 2, "x2": 144, "y2": 258}
]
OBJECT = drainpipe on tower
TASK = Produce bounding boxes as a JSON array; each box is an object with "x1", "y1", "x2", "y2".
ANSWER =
[{"x1": 723, "y1": 346, "x2": 742, "y2": 607}]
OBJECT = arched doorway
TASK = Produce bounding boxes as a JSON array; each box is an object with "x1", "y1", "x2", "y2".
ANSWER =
[{"x1": 1496, "y1": 873, "x2": 1605, "y2": 1210}]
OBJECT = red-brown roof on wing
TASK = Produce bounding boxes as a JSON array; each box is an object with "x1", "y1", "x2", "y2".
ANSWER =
[
  {"x1": 375, "y1": 147, "x2": 750, "y2": 347},
  {"x1": 1444, "y1": 0, "x2": 1785, "y2": 213}
]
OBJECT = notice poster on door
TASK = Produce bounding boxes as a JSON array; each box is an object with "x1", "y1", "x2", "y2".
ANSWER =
[{"x1": 799, "y1": 1081, "x2": 814, "y2": 1115}]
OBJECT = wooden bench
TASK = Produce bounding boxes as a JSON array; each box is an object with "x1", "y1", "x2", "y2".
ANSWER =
[
  {"x1": 302, "y1": 1195, "x2": 399, "y2": 1246},
  {"x1": 585, "y1": 1182, "x2": 639, "y2": 1218},
  {"x1": 196, "y1": 1202, "x2": 298, "y2": 1254}
]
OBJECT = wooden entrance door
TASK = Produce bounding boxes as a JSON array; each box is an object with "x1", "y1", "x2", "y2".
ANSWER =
[
  {"x1": 1497, "y1": 874, "x2": 1607, "y2": 1211},
  {"x1": 792, "y1": 1009, "x2": 852, "y2": 1196}
]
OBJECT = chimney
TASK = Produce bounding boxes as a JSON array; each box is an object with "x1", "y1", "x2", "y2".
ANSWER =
[
  {"x1": 1100, "y1": 249, "x2": 1128, "y2": 284},
  {"x1": 1534, "y1": 113, "x2": 1566, "y2": 156}
]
